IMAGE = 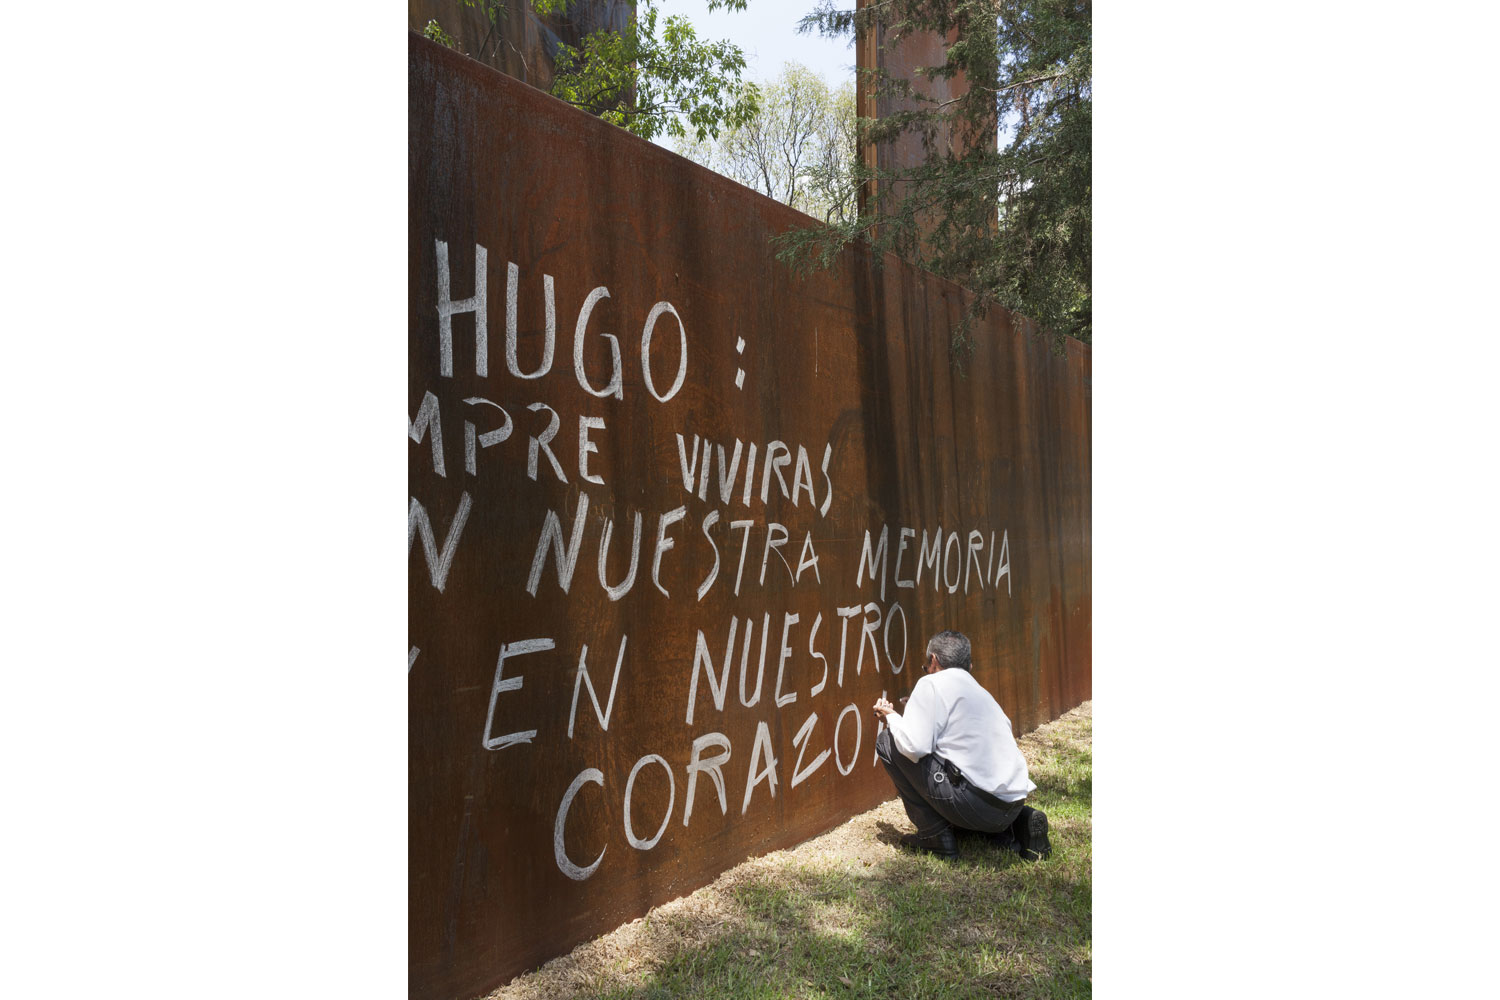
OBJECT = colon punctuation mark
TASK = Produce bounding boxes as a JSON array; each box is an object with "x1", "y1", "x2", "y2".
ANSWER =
[{"x1": 735, "y1": 336, "x2": 746, "y2": 390}]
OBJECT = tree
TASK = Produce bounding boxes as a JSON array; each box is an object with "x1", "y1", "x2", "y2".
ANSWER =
[
  {"x1": 673, "y1": 63, "x2": 860, "y2": 224},
  {"x1": 442, "y1": 0, "x2": 761, "y2": 143},
  {"x1": 549, "y1": 0, "x2": 761, "y2": 142},
  {"x1": 422, "y1": 19, "x2": 458, "y2": 48},
  {"x1": 803, "y1": 79, "x2": 860, "y2": 224},
  {"x1": 790, "y1": 0, "x2": 1092, "y2": 352}
]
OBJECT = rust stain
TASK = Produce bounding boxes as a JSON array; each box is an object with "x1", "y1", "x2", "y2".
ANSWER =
[{"x1": 409, "y1": 33, "x2": 1089, "y2": 1000}]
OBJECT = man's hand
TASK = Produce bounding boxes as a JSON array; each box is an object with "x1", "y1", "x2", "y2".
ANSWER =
[{"x1": 873, "y1": 696, "x2": 895, "y2": 719}]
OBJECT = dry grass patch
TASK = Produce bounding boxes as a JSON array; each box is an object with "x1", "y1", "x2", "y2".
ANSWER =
[{"x1": 484, "y1": 701, "x2": 1092, "y2": 1000}]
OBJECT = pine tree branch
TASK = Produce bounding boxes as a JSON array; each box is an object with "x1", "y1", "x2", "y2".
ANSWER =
[{"x1": 935, "y1": 72, "x2": 1067, "y2": 110}]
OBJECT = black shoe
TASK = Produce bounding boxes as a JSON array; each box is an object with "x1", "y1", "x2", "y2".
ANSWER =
[
  {"x1": 984, "y1": 825, "x2": 1020, "y2": 853},
  {"x1": 1012, "y1": 806, "x2": 1051, "y2": 861},
  {"x1": 900, "y1": 827, "x2": 959, "y2": 861},
  {"x1": 956, "y1": 826, "x2": 1017, "y2": 852}
]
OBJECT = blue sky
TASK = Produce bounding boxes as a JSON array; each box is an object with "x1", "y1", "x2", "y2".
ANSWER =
[{"x1": 655, "y1": 0, "x2": 856, "y2": 88}]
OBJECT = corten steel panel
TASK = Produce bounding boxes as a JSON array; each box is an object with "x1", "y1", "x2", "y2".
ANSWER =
[
  {"x1": 408, "y1": 1, "x2": 636, "y2": 96},
  {"x1": 409, "y1": 33, "x2": 1090, "y2": 1000},
  {"x1": 853, "y1": 0, "x2": 996, "y2": 243}
]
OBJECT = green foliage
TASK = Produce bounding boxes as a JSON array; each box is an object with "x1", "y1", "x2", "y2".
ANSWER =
[
  {"x1": 673, "y1": 63, "x2": 859, "y2": 223},
  {"x1": 802, "y1": 78, "x2": 860, "y2": 224},
  {"x1": 422, "y1": 19, "x2": 457, "y2": 48},
  {"x1": 460, "y1": 0, "x2": 508, "y2": 26},
  {"x1": 443, "y1": 1, "x2": 757, "y2": 143},
  {"x1": 550, "y1": 0, "x2": 760, "y2": 142},
  {"x1": 787, "y1": 0, "x2": 1092, "y2": 353}
]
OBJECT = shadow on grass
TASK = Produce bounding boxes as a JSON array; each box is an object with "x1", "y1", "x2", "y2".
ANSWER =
[
  {"x1": 597, "y1": 846, "x2": 1091, "y2": 1000},
  {"x1": 556, "y1": 711, "x2": 1095, "y2": 1000},
  {"x1": 592, "y1": 770, "x2": 1091, "y2": 1000}
]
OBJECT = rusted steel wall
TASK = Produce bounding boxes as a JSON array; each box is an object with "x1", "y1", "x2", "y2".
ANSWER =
[
  {"x1": 409, "y1": 33, "x2": 1090, "y2": 1000},
  {"x1": 853, "y1": 0, "x2": 996, "y2": 241},
  {"x1": 407, "y1": 0, "x2": 634, "y2": 92}
]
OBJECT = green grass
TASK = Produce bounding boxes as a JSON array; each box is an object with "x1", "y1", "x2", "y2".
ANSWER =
[{"x1": 497, "y1": 704, "x2": 1091, "y2": 1000}]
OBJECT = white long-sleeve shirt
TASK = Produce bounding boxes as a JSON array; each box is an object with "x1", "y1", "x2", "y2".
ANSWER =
[{"x1": 884, "y1": 667, "x2": 1036, "y2": 803}]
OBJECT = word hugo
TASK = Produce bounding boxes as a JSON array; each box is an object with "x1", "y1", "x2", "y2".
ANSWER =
[
  {"x1": 433, "y1": 240, "x2": 688, "y2": 402},
  {"x1": 477, "y1": 636, "x2": 878, "y2": 882}
]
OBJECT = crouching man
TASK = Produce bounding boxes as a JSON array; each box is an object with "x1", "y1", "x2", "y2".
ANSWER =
[{"x1": 873, "y1": 629, "x2": 1051, "y2": 862}]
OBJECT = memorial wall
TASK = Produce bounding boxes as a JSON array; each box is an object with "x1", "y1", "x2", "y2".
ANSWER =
[{"x1": 409, "y1": 33, "x2": 1091, "y2": 1000}]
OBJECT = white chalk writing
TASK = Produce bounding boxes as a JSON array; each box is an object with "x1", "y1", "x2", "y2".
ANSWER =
[{"x1": 408, "y1": 491, "x2": 472, "y2": 593}]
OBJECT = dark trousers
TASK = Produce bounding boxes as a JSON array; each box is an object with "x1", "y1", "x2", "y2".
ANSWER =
[{"x1": 876, "y1": 728, "x2": 1025, "y2": 839}]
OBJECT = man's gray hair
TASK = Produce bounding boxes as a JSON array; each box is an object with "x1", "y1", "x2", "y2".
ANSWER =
[{"x1": 926, "y1": 630, "x2": 971, "y2": 671}]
